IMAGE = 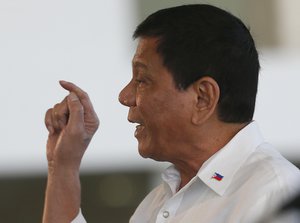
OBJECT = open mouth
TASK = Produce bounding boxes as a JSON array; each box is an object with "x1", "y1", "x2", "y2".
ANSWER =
[
  {"x1": 128, "y1": 119, "x2": 145, "y2": 138},
  {"x1": 135, "y1": 124, "x2": 145, "y2": 137}
]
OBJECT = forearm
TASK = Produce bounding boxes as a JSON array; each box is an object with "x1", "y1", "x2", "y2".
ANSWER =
[{"x1": 43, "y1": 163, "x2": 81, "y2": 223}]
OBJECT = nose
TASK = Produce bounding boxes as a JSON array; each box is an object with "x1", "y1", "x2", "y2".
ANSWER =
[{"x1": 118, "y1": 80, "x2": 136, "y2": 107}]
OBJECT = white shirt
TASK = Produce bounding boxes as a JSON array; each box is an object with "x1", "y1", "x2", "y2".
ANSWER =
[{"x1": 73, "y1": 121, "x2": 300, "y2": 223}]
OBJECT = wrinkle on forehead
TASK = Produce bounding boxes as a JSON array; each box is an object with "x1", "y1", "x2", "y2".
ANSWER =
[
  {"x1": 132, "y1": 37, "x2": 163, "y2": 72},
  {"x1": 135, "y1": 37, "x2": 160, "y2": 56}
]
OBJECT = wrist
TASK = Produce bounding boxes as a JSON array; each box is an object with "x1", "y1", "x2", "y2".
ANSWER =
[
  {"x1": 44, "y1": 162, "x2": 82, "y2": 223},
  {"x1": 47, "y1": 160, "x2": 80, "y2": 177}
]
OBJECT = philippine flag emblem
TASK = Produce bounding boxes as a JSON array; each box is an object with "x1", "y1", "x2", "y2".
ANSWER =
[{"x1": 212, "y1": 172, "x2": 224, "y2": 181}]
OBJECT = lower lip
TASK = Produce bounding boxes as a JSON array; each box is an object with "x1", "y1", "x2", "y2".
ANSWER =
[{"x1": 135, "y1": 125, "x2": 145, "y2": 137}]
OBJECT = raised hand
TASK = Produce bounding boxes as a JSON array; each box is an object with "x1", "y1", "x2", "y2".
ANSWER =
[
  {"x1": 43, "y1": 81, "x2": 99, "y2": 223},
  {"x1": 44, "y1": 81, "x2": 99, "y2": 171}
]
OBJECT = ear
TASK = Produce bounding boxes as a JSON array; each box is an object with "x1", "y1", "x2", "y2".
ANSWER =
[{"x1": 191, "y1": 76, "x2": 220, "y2": 125}]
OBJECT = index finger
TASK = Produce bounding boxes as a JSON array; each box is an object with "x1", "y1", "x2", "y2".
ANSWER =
[{"x1": 59, "y1": 80, "x2": 96, "y2": 115}]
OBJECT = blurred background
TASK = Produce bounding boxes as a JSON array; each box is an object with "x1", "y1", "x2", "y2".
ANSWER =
[{"x1": 0, "y1": 0, "x2": 299, "y2": 222}]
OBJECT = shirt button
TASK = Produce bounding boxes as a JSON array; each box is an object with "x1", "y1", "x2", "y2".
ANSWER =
[{"x1": 163, "y1": 211, "x2": 169, "y2": 218}]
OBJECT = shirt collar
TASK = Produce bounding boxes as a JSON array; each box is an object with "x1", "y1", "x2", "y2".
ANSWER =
[
  {"x1": 197, "y1": 121, "x2": 264, "y2": 196},
  {"x1": 161, "y1": 121, "x2": 265, "y2": 196},
  {"x1": 161, "y1": 165, "x2": 181, "y2": 195}
]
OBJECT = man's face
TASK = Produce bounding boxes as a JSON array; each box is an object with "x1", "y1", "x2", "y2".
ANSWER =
[{"x1": 119, "y1": 37, "x2": 195, "y2": 161}]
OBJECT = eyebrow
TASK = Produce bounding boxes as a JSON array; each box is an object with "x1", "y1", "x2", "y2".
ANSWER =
[{"x1": 132, "y1": 61, "x2": 148, "y2": 70}]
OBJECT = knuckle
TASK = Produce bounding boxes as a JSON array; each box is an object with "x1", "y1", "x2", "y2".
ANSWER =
[
  {"x1": 45, "y1": 108, "x2": 53, "y2": 116},
  {"x1": 95, "y1": 116, "x2": 100, "y2": 128},
  {"x1": 53, "y1": 104, "x2": 68, "y2": 120},
  {"x1": 81, "y1": 91, "x2": 89, "y2": 99},
  {"x1": 53, "y1": 103, "x2": 61, "y2": 110},
  {"x1": 45, "y1": 108, "x2": 53, "y2": 122},
  {"x1": 62, "y1": 96, "x2": 68, "y2": 103}
]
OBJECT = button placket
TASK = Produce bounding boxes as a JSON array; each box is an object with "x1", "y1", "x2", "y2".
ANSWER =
[
  {"x1": 162, "y1": 211, "x2": 170, "y2": 218},
  {"x1": 156, "y1": 190, "x2": 185, "y2": 222}
]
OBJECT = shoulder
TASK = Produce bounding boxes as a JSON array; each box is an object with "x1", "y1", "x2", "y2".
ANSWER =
[
  {"x1": 234, "y1": 142, "x2": 300, "y2": 205},
  {"x1": 248, "y1": 142, "x2": 300, "y2": 186},
  {"x1": 229, "y1": 143, "x2": 300, "y2": 221}
]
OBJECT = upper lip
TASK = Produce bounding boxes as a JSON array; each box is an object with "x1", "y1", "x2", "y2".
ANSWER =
[
  {"x1": 128, "y1": 119, "x2": 142, "y2": 124},
  {"x1": 128, "y1": 118, "x2": 144, "y2": 126}
]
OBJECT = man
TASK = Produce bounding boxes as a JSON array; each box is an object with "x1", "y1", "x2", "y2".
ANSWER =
[{"x1": 42, "y1": 4, "x2": 300, "y2": 223}]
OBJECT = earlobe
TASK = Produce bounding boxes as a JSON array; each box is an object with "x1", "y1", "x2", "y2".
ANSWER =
[{"x1": 191, "y1": 77, "x2": 220, "y2": 125}]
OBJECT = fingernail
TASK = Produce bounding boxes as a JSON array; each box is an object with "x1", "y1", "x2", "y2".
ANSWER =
[
  {"x1": 59, "y1": 80, "x2": 68, "y2": 85},
  {"x1": 69, "y1": 92, "x2": 79, "y2": 101}
]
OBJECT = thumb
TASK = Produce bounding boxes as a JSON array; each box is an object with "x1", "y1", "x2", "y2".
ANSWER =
[{"x1": 67, "y1": 92, "x2": 84, "y2": 130}]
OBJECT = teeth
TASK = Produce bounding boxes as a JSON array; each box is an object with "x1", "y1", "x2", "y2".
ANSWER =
[{"x1": 134, "y1": 124, "x2": 144, "y2": 137}]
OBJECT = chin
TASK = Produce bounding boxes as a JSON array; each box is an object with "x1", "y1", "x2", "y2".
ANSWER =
[
  {"x1": 138, "y1": 144, "x2": 165, "y2": 162},
  {"x1": 138, "y1": 146, "x2": 151, "y2": 158},
  {"x1": 137, "y1": 143, "x2": 155, "y2": 159}
]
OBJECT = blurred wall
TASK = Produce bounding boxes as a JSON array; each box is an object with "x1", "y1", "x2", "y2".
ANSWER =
[{"x1": 136, "y1": 0, "x2": 279, "y2": 47}]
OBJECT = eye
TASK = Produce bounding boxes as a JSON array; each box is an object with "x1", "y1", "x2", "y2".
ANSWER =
[
  {"x1": 134, "y1": 73, "x2": 151, "y2": 88},
  {"x1": 134, "y1": 74, "x2": 148, "y2": 86},
  {"x1": 135, "y1": 78, "x2": 145, "y2": 84}
]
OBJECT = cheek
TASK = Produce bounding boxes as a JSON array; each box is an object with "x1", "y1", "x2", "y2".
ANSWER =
[
  {"x1": 138, "y1": 94, "x2": 168, "y2": 120},
  {"x1": 146, "y1": 99, "x2": 190, "y2": 133},
  {"x1": 137, "y1": 90, "x2": 193, "y2": 129}
]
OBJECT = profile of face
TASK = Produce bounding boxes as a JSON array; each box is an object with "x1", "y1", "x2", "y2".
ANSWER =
[{"x1": 119, "y1": 37, "x2": 197, "y2": 162}]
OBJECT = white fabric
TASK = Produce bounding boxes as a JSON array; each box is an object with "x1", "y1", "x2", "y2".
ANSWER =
[
  {"x1": 130, "y1": 121, "x2": 300, "y2": 223},
  {"x1": 72, "y1": 121, "x2": 300, "y2": 223},
  {"x1": 264, "y1": 210, "x2": 300, "y2": 223},
  {"x1": 71, "y1": 209, "x2": 86, "y2": 223}
]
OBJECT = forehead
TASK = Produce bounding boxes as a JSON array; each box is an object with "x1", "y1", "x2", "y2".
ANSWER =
[
  {"x1": 132, "y1": 37, "x2": 179, "y2": 90},
  {"x1": 132, "y1": 37, "x2": 161, "y2": 66}
]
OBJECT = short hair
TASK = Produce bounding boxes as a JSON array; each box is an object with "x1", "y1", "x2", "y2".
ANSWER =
[{"x1": 133, "y1": 4, "x2": 260, "y2": 123}]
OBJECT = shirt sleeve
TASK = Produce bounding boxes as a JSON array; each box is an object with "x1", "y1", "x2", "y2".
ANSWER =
[{"x1": 71, "y1": 209, "x2": 86, "y2": 223}]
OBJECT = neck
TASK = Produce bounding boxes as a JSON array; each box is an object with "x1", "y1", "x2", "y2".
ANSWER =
[{"x1": 173, "y1": 121, "x2": 249, "y2": 190}]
